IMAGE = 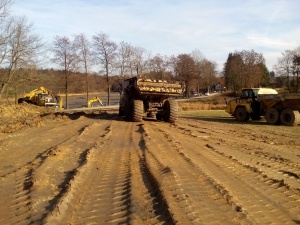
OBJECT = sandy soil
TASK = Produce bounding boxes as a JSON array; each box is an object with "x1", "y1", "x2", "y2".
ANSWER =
[{"x1": 0, "y1": 102, "x2": 300, "y2": 225}]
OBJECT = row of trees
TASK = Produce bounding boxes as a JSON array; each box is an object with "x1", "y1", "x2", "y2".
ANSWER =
[
  {"x1": 50, "y1": 34, "x2": 221, "y2": 107},
  {"x1": 0, "y1": 0, "x2": 43, "y2": 99}
]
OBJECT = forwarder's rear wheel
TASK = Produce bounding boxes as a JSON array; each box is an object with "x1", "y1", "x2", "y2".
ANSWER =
[
  {"x1": 163, "y1": 99, "x2": 178, "y2": 123},
  {"x1": 280, "y1": 109, "x2": 300, "y2": 126},
  {"x1": 265, "y1": 107, "x2": 280, "y2": 125},
  {"x1": 123, "y1": 94, "x2": 131, "y2": 121},
  {"x1": 132, "y1": 100, "x2": 144, "y2": 122},
  {"x1": 18, "y1": 98, "x2": 24, "y2": 104},
  {"x1": 234, "y1": 107, "x2": 249, "y2": 122}
]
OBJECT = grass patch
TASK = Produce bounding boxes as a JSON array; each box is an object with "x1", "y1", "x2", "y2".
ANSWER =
[
  {"x1": 179, "y1": 110, "x2": 229, "y2": 118},
  {"x1": 177, "y1": 93, "x2": 229, "y2": 111},
  {"x1": 178, "y1": 101, "x2": 226, "y2": 110},
  {"x1": 178, "y1": 109, "x2": 235, "y2": 124}
]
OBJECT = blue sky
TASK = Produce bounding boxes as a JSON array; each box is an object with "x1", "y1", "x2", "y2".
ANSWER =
[{"x1": 13, "y1": 0, "x2": 300, "y2": 72}]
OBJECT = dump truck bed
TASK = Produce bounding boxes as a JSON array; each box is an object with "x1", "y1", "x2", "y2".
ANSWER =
[
  {"x1": 136, "y1": 78, "x2": 184, "y2": 96},
  {"x1": 258, "y1": 93, "x2": 300, "y2": 112},
  {"x1": 122, "y1": 77, "x2": 184, "y2": 99}
]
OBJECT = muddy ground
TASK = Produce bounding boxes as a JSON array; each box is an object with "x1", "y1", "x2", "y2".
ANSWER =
[{"x1": 0, "y1": 98, "x2": 300, "y2": 225}]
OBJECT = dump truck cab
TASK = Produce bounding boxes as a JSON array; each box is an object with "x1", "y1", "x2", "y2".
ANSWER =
[{"x1": 226, "y1": 88, "x2": 258, "y2": 121}]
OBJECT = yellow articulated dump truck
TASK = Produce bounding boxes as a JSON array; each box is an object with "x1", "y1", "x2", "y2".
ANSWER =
[
  {"x1": 119, "y1": 77, "x2": 185, "y2": 123},
  {"x1": 225, "y1": 88, "x2": 300, "y2": 126},
  {"x1": 18, "y1": 86, "x2": 59, "y2": 107}
]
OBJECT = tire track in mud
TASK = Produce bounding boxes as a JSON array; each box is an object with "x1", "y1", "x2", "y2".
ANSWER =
[
  {"x1": 153, "y1": 122, "x2": 300, "y2": 224},
  {"x1": 142, "y1": 122, "x2": 250, "y2": 225},
  {"x1": 0, "y1": 133, "x2": 80, "y2": 225},
  {"x1": 130, "y1": 124, "x2": 173, "y2": 224},
  {"x1": 176, "y1": 119, "x2": 300, "y2": 190},
  {"x1": 0, "y1": 169, "x2": 33, "y2": 225},
  {"x1": 0, "y1": 120, "x2": 110, "y2": 225},
  {"x1": 45, "y1": 121, "x2": 173, "y2": 225}
]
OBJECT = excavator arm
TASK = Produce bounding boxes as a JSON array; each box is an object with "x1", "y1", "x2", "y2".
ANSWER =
[{"x1": 88, "y1": 97, "x2": 104, "y2": 107}]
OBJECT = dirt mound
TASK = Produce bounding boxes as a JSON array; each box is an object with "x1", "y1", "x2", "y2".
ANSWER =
[{"x1": 0, "y1": 103, "x2": 58, "y2": 133}]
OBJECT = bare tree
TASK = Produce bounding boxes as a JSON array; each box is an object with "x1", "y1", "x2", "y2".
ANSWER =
[
  {"x1": 275, "y1": 48, "x2": 300, "y2": 92},
  {"x1": 174, "y1": 54, "x2": 196, "y2": 97},
  {"x1": 92, "y1": 32, "x2": 117, "y2": 105},
  {"x1": 128, "y1": 46, "x2": 151, "y2": 77},
  {"x1": 117, "y1": 41, "x2": 133, "y2": 78},
  {"x1": 292, "y1": 48, "x2": 300, "y2": 93},
  {"x1": 0, "y1": 16, "x2": 43, "y2": 99},
  {"x1": 0, "y1": 0, "x2": 11, "y2": 22},
  {"x1": 74, "y1": 33, "x2": 91, "y2": 105},
  {"x1": 200, "y1": 59, "x2": 218, "y2": 93},
  {"x1": 0, "y1": 0, "x2": 12, "y2": 63},
  {"x1": 191, "y1": 49, "x2": 205, "y2": 93},
  {"x1": 51, "y1": 36, "x2": 78, "y2": 109},
  {"x1": 240, "y1": 50, "x2": 265, "y2": 88},
  {"x1": 148, "y1": 54, "x2": 164, "y2": 78}
]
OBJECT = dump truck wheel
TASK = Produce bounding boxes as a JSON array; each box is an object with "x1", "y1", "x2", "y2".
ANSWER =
[
  {"x1": 17, "y1": 98, "x2": 24, "y2": 104},
  {"x1": 156, "y1": 113, "x2": 163, "y2": 121},
  {"x1": 280, "y1": 109, "x2": 300, "y2": 126},
  {"x1": 119, "y1": 93, "x2": 127, "y2": 117},
  {"x1": 119, "y1": 107, "x2": 124, "y2": 117},
  {"x1": 123, "y1": 94, "x2": 131, "y2": 121},
  {"x1": 234, "y1": 107, "x2": 249, "y2": 122},
  {"x1": 265, "y1": 108, "x2": 280, "y2": 125},
  {"x1": 163, "y1": 99, "x2": 178, "y2": 123},
  {"x1": 132, "y1": 100, "x2": 144, "y2": 122}
]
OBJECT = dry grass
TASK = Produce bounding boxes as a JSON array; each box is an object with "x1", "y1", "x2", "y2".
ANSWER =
[
  {"x1": 178, "y1": 93, "x2": 229, "y2": 111},
  {"x1": 178, "y1": 102, "x2": 226, "y2": 110}
]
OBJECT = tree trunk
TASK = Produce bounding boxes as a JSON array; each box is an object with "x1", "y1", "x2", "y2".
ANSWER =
[
  {"x1": 65, "y1": 71, "x2": 68, "y2": 109},
  {"x1": 86, "y1": 72, "x2": 89, "y2": 107},
  {"x1": 106, "y1": 62, "x2": 110, "y2": 105},
  {"x1": 0, "y1": 68, "x2": 16, "y2": 99}
]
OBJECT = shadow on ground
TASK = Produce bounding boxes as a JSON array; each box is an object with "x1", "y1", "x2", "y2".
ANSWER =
[{"x1": 179, "y1": 115, "x2": 268, "y2": 126}]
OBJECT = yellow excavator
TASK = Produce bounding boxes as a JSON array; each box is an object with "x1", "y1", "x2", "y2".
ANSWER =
[
  {"x1": 18, "y1": 86, "x2": 59, "y2": 107},
  {"x1": 87, "y1": 96, "x2": 104, "y2": 107}
]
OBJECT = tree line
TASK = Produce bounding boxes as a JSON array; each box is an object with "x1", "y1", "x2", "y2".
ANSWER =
[
  {"x1": 223, "y1": 47, "x2": 300, "y2": 93},
  {"x1": 0, "y1": 0, "x2": 299, "y2": 108},
  {"x1": 223, "y1": 50, "x2": 269, "y2": 91}
]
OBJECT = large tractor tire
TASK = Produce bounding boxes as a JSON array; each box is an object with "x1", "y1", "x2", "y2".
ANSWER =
[
  {"x1": 265, "y1": 107, "x2": 280, "y2": 125},
  {"x1": 280, "y1": 109, "x2": 300, "y2": 126},
  {"x1": 18, "y1": 98, "x2": 25, "y2": 104},
  {"x1": 234, "y1": 107, "x2": 249, "y2": 122},
  {"x1": 163, "y1": 99, "x2": 178, "y2": 123},
  {"x1": 123, "y1": 94, "x2": 131, "y2": 121},
  {"x1": 118, "y1": 107, "x2": 124, "y2": 117},
  {"x1": 118, "y1": 95, "x2": 125, "y2": 117},
  {"x1": 132, "y1": 100, "x2": 144, "y2": 122}
]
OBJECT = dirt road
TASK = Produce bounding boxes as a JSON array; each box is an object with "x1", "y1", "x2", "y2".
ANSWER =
[{"x1": 0, "y1": 106, "x2": 300, "y2": 224}]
